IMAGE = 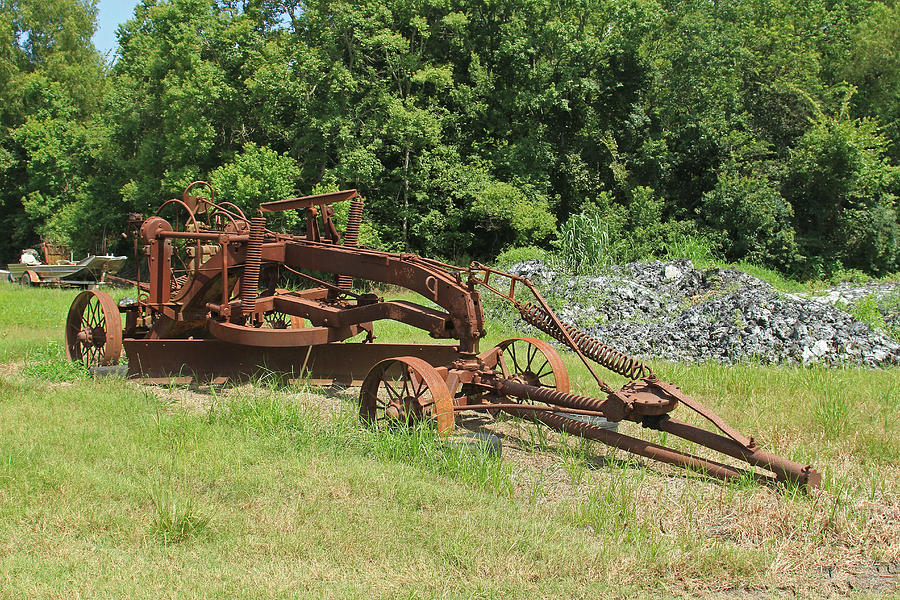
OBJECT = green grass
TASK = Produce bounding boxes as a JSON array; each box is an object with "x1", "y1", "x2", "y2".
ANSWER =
[{"x1": 1, "y1": 281, "x2": 899, "y2": 598}]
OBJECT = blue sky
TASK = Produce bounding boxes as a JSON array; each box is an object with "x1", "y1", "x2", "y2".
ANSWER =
[{"x1": 92, "y1": 0, "x2": 142, "y2": 58}]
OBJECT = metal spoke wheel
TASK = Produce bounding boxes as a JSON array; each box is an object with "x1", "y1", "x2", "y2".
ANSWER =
[
  {"x1": 494, "y1": 337, "x2": 569, "y2": 393},
  {"x1": 262, "y1": 310, "x2": 303, "y2": 329},
  {"x1": 359, "y1": 356, "x2": 454, "y2": 433},
  {"x1": 65, "y1": 290, "x2": 123, "y2": 367}
]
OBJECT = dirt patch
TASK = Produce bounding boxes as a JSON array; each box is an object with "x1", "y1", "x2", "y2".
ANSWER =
[{"x1": 0, "y1": 361, "x2": 23, "y2": 377}]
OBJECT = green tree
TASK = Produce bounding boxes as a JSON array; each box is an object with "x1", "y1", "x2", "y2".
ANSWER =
[
  {"x1": 783, "y1": 93, "x2": 900, "y2": 276},
  {"x1": 0, "y1": 0, "x2": 106, "y2": 258}
]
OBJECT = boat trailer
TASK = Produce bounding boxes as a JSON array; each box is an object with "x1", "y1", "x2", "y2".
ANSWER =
[{"x1": 65, "y1": 182, "x2": 821, "y2": 489}]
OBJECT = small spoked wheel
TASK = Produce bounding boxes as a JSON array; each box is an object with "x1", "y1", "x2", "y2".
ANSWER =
[
  {"x1": 65, "y1": 290, "x2": 123, "y2": 367},
  {"x1": 494, "y1": 338, "x2": 570, "y2": 393},
  {"x1": 359, "y1": 356, "x2": 454, "y2": 433},
  {"x1": 262, "y1": 310, "x2": 303, "y2": 329}
]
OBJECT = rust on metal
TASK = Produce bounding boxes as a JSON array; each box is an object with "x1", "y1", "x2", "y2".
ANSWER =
[{"x1": 68, "y1": 181, "x2": 821, "y2": 490}]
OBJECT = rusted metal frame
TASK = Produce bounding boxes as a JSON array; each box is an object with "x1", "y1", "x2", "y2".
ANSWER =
[
  {"x1": 207, "y1": 319, "x2": 365, "y2": 347},
  {"x1": 454, "y1": 403, "x2": 613, "y2": 418},
  {"x1": 470, "y1": 262, "x2": 608, "y2": 391},
  {"x1": 220, "y1": 239, "x2": 230, "y2": 316},
  {"x1": 494, "y1": 377, "x2": 626, "y2": 420},
  {"x1": 279, "y1": 263, "x2": 363, "y2": 299},
  {"x1": 532, "y1": 411, "x2": 776, "y2": 486},
  {"x1": 275, "y1": 242, "x2": 484, "y2": 352},
  {"x1": 654, "y1": 418, "x2": 820, "y2": 487},
  {"x1": 319, "y1": 205, "x2": 342, "y2": 244},
  {"x1": 148, "y1": 238, "x2": 172, "y2": 305},
  {"x1": 272, "y1": 296, "x2": 453, "y2": 338},
  {"x1": 647, "y1": 377, "x2": 753, "y2": 449},
  {"x1": 470, "y1": 262, "x2": 519, "y2": 302},
  {"x1": 123, "y1": 339, "x2": 462, "y2": 384},
  {"x1": 492, "y1": 375, "x2": 818, "y2": 486},
  {"x1": 163, "y1": 243, "x2": 247, "y2": 315},
  {"x1": 305, "y1": 206, "x2": 322, "y2": 242},
  {"x1": 157, "y1": 231, "x2": 250, "y2": 242},
  {"x1": 207, "y1": 287, "x2": 331, "y2": 319},
  {"x1": 259, "y1": 189, "x2": 359, "y2": 213}
]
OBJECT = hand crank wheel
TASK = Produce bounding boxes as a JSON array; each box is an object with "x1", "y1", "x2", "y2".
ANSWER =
[
  {"x1": 359, "y1": 357, "x2": 454, "y2": 433},
  {"x1": 65, "y1": 290, "x2": 123, "y2": 367}
]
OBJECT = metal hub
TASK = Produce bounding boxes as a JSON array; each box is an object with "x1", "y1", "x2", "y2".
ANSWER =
[{"x1": 76, "y1": 326, "x2": 106, "y2": 346}]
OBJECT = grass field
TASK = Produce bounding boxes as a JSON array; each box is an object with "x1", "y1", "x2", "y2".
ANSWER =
[{"x1": 1, "y1": 282, "x2": 898, "y2": 598}]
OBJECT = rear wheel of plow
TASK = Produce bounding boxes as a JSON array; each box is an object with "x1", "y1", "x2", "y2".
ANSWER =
[
  {"x1": 359, "y1": 357, "x2": 454, "y2": 433},
  {"x1": 493, "y1": 338, "x2": 570, "y2": 393},
  {"x1": 65, "y1": 290, "x2": 123, "y2": 368}
]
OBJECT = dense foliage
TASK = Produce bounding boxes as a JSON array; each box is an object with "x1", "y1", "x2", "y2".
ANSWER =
[{"x1": 1, "y1": 0, "x2": 898, "y2": 277}]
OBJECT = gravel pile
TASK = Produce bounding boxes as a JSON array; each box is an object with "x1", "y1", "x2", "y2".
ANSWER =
[{"x1": 504, "y1": 259, "x2": 900, "y2": 367}]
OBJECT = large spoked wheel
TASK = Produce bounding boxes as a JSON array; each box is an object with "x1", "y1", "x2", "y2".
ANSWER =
[
  {"x1": 65, "y1": 290, "x2": 123, "y2": 367},
  {"x1": 359, "y1": 357, "x2": 454, "y2": 433},
  {"x1": 494, "y1": 337, "x2": 570, "y2": 393}
]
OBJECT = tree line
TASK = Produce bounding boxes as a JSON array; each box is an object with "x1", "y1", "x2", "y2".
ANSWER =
[{"x1": 2, "y1": 0, "x2": 899, "y2": 277}]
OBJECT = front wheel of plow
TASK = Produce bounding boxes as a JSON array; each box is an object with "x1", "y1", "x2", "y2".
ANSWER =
[
  {"x1": 492, "y1": 338, "x2": 570, "y2": 393},
  {"x1": 359, "y1": 357, "x2": 454, "y2": 433},
  {"x1": 65, "y1": 290, "x2": 123, "y2": 368}
]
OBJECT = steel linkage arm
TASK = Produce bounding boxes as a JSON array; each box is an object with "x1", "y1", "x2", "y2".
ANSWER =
[
  {"x1": 465, "y1": 263, "x2": 821, "y2": 489},
  {"x1": 489, "y1": 375, "x2": 820, "y2": 488},
  {"x1": 267, "y1": 241, "x2": 485, "y2": 352}
]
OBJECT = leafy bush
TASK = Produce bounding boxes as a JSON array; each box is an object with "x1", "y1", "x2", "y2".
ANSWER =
[
  {"x1": 210, "y1": 143, "x2": 302, "y2": 230},
  {"x1": 494, "y1": 246, "x2": 549, "y2": 270},
  {"x1": 701, "y1": 169, "x2": 799, "y2": 270},
  {"x1": 470, "y1": 180, "x2": 556, "y2": 248},
  {"x1": 783, "y1": 96, "x2": 900, "y2": 277},
  {"x1": 551, "y1": 190, "x2": 720, "y2": 273},
  {"x1": 849, "y1": 293, "x2": 888, "y2": 333}
]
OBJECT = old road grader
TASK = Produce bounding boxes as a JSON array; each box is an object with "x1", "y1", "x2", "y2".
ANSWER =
[{"x1": 65, "y1": 182, "x2": 820, "y2": 489}]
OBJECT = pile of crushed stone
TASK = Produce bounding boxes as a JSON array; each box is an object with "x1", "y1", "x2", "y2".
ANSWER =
[{"x1": 501, "y1": 259, "x2": 900, "y2": 367}]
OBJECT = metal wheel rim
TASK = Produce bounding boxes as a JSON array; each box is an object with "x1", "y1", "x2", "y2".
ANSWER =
[
  {"x1": 65, "y1": 290, "x2": 123, "y2": 367},
  {"x1": 495, "y1": 337, "x2": 570, "y2": 393},
  {"x1": 359, "y1": 356, "x2": 454, "y2": 433}
]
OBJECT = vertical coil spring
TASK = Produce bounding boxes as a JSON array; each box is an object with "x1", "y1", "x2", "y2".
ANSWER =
[
  {"x1": 519, "y1": 303, "x2": 654, "y2": 380},
  {"x1": 337, "y1": 198, "x2": 364, "y2": 291},
  {"x1": 240, "y1": 215, "x2": 266, "y2": 316}
]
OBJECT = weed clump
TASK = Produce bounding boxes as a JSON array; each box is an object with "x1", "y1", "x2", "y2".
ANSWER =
[
  {"x1": 22, "y1": 342, "x2": 89, "y2": 381},
  {"x1": 148, "y1": 483, "x2": 211, "y2": 544}
]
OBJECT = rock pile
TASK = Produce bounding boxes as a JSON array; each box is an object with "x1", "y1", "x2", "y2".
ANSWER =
[{"x1": 503, "y1": 259, "x2": 900, "y2": 367}]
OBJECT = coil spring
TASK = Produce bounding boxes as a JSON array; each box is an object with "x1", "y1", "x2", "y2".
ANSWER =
[
  {"x1": 240, "y1": 215, "x2": 266, "y2": 316},
  {"x1": 500, "y1": 379, "x2": 608, "y2": 413},
  {"x1": 519, "y1": 303, "x2": 653, "y2": 380},
  {"x1": 337, "y1": 198, "x2": 364, "y2": 291}
]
